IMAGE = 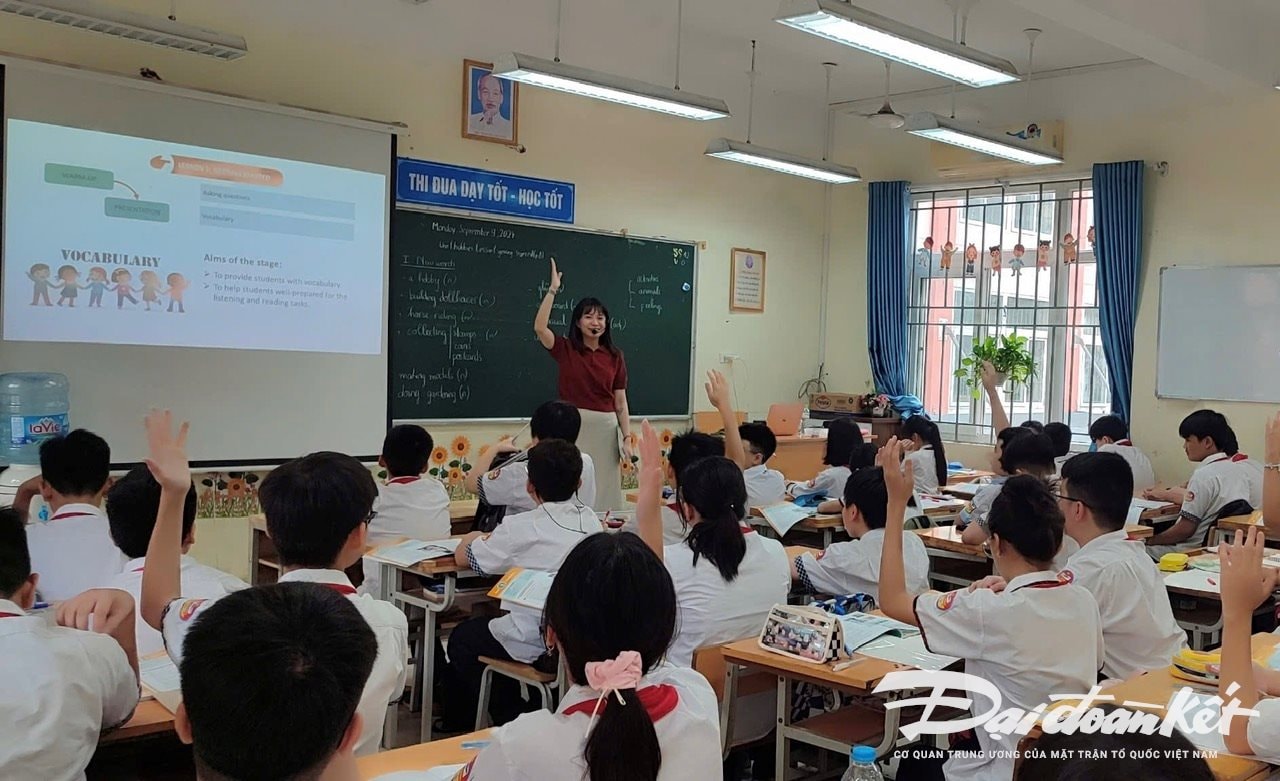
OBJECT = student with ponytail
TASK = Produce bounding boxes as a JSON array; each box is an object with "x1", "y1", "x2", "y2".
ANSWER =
[
  {"x1": 457, "y1": 532, "x2": 721, "y2": 780},
  {"x1": 900, "y1": 416, "x2": 948, "y2": 495},
  {"x1": 877, "y1": 438, "x2": 1102, "y2": 781}
]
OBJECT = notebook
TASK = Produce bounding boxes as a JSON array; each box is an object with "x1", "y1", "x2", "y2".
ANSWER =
[
  {"x1": 837, "y1": 612, "x2": 920, "y2": 654},
  {"x1": 368, "y1": 538, "x2": 461, "y2": 567},
  {"x1": 489, "y1": 568, "x2": 556, "y2": 610},
  {"x1": 758, "y1": 502, "x2": 814, "y2": 536}
]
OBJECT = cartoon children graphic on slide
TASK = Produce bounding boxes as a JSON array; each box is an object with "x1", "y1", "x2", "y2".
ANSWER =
[
  {"x1": 28, "y1": 263, "x2": 54, "y2": 306},
  {"x1": 86, "y1": 267, "x2": 110, "y2": 308},
  {"x1": 165, "y1": 273, "x2": 188, "y2": 313},
  {"x1": 112, "y1": 268, "x2": 140, "y2": 309},
  {"x1": 139, "y1": 270, "x2": 162, "y2": 312},
  {"x1": 56, "y1": 265, "x2": 84, "y2": 307}
]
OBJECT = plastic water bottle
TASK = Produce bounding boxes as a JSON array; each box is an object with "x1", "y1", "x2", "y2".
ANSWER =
[
  {"x1": 842, "y1": 745, "x2": 883, "y2": 781},
  {"x1": 0, "y1": 372, "x2": 70, "y2": 465}
]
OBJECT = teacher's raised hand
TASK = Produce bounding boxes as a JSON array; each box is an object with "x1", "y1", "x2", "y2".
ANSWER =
[{"x1": 549, "y1": 258, "x2": 562, "y2": 294}]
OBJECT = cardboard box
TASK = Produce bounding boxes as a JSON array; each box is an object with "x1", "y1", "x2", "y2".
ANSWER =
[{"x1": 809, "y1": 392, "x2": 861, "y2": 413}]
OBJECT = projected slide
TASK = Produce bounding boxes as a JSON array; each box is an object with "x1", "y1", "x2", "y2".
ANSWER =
[{"x1": 2, "y1": 120, "x2": 387, "y2": 354}]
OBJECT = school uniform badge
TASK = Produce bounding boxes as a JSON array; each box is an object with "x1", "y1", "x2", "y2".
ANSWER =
[
  {"x1": 936, "y1": 591, "x2": 958, "y2": 611},
  {"x1": 486, "y1": 469, "x2": 501, "y2": 481},
  {"x1": 178, "y1": 599, "x2": 206, "y2": 621},
  {"x1": 1058, "y1": 570, "x2": 1074, "y2": 584},
  {"x1": 815, "y1": 550, "x2": 827, "y2": 561}
]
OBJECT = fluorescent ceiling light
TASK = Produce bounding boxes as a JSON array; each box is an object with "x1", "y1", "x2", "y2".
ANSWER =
[
  {"x1": 0, "y1": 0, "x2": 247, "y2": 60},
  {"x1": 904, "y1": 112, "x2": 1062, "y2": 166},
  {"x1": 705, "y1": 138, "x2": 861, "y2": 184},
  {"x1": 776, "y1": 0, "x2": 1018, "y2": 88},
  {"x1": 492, "y1": 53, "x2": 729, "y2": 120}
]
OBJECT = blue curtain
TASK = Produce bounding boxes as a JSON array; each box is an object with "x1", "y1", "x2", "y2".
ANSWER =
[
  {"x1": 867, "y1": 180, "x2": 911, "y2": 396},
  {"x1": 1092, "y1": 161, "x2": 1144, "y2": 424}
]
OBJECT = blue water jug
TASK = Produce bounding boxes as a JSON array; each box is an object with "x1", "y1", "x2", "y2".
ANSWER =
[{"x1": 0, "y1": 372, "x2": 71, "y2": 466}]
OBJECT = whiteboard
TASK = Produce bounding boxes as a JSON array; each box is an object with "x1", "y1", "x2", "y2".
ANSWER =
[{"x1": 1157, "y1": 265, "x2": 1280, "y2": 403}]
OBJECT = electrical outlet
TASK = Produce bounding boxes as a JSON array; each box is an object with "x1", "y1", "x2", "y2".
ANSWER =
[{"x1": 719, "y1": 353, "x2": 739, "y2": 364}]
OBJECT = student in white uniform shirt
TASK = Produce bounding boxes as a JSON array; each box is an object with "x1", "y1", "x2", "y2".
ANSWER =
[
  {"x1": 1089, "y1": 414, "x2": 1156, "y2": 493},
  {"x1": 467, "y1": 400, "x2": 598, "y2": 513},
  {"x1": 739, "y1": 422, "x2": 786, "y2": 511},
  {"x1": 19, "y1": 429, "x2": 126, "y2": 601},
  {"x1": 816, "y1": 442, "x2": 878, "y2": 515},
  {"x1": 900, "y1": 416, "x2": 948, "y2": 497},
  {"x1": 878, "y1": 439, "x2": 1102, "y2": 781},
  {"x1": 173, "y1": 582, "x2": 377, "y2": 781},
  {"x1": 1217, "y1": 526, "x2": 1280, "y2": 758},
  {"x1": 789, "y1": 418, "x2": 862, "y2": 499},
  {"x1": 105, "y1": 465, "x2": 247, "y2": 656},
  {"x1": 457, "y1": 532, "x2": 721, "y2": 781},
  {"x1": 448, "y1": 439, "x2": 602, "y2": 729},
  {"x1": 360, "y1": 424, "x2": 451, "y2": 597},
  {"x1": 0, "y1": 508, "x2": 140, "y2": 781},
  {"x1": 138, "y1": 412, "x2": 407, "y2": 758},
  {"x1": 791, "y1": 467, "x2": 931, "y2": 599},
  {"x1": 1144, "y1": 410, "x2": 1263, "y2": 558},
  {"x1": 1057, "y1": 452, "x2": 1185, "y2": 680}
]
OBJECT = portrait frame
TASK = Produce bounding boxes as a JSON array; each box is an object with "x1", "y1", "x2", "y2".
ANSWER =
[
  {"x1": 729, "y1": 247, "x2": 766, "y2": 313},
  {"x1": 461, "y1": 59, "x2": 520, "y2": 146}
]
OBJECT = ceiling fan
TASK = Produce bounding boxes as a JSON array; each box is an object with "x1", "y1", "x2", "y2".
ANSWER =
[{"x1": 862, "y1": 60, "x2": 905, "y2": 129}]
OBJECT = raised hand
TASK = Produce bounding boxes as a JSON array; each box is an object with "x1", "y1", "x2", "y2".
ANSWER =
[
  {"x1": 638, "y1": 420, "x2": 662, "y2": 493},
  {"x1": 980, "y1": 360, "x2": 1000, "y2": 390},
  {"x1": 1220, "y1": 527, "x2": 1280, "y2": 616},
  {"x1": 705, "y1": 369, "x2": 732, "y2": 411},
  {"x1": 57, "y1": 588, "x2": 136, "y2": 636},
  {"x1": 143, "y1": 409, "x2": 191, "y2": 494},
  {"x1": 549, "y1": 258, "x2": 563, "y2": 294},
  {"x1": 877, "y1": 437, "x2": 916, "y2": 507}
]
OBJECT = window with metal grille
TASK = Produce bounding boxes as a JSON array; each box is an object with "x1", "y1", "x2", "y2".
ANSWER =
[{"x1": 907, "y1": 179, "x2": 1109, "y2": 446}]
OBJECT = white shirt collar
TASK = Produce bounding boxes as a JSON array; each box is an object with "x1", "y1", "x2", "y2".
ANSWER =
[
  {"x1": 278, "y1": 569, "x2": 356, "y2": 589},
  {"x1": 858, "y1": 528, "x2": 885, "y2": 543},
  {"x1": 744, "y1": 464, "x2": 768, "y2": 476},
  {"x1": 1005, "y1": 570, "x2": 1062, "y2": 592},
  {"x1": 1077, "y1": 529, "x2": 1130, "y2": 553},
  {"x1": 0, "y1": 598, "x2": 26, "y2": 616},
  {"x1": 1202, "y1": 452, "x2": 1230, "y2": 466},
  {"x1": 48, "y1": 502, "x2": 104, "y2": 520},
  {"x1": 123, "y1": 557, "x2": 147, "y2": 573}
]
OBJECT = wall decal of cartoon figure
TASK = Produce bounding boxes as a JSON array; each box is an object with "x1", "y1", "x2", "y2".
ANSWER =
[
  {"x1": 914, "y1": 236, "x2": 934, "y2": 276},
  {"x1": 964, "y1": 243, "x2": 978, "y2": 274},
  {"x1": 1087, "y1": 225, "x2": 1096, "y2": 249},
  {"x1": 941, "y1": 240, "x2": 956, "y2": 271},
  {"x1": 166, "y1": 273, "x2": 189, "y2": 313},
  {"x1": 55, "y1": 265, "x2": 83, "y2": 308},
  {"x1": 86, "y1": 267, "x2": 109, "y2": 308},
  {"x1": 1010, "y1": 243, "x2": 1026, "y2": 274},
  {"x1": 1037, "y1": 240, "x2": 1051, "y2": 269},
  {"x1": 989, "y1": 245, "x2": 1002, "y2": 273},
  {"x1": 28, "y1": 263, "x2": 53, "y2": 306},
  {"x1": 112, "y1": 268, "x2": 139, "y2": 309},
  {"x1": 1062, "y1": 232, "x2": 1078, "y2": 264},
  {"x1": 139, "y1": 270, "x2": 162, "y2": 311}
]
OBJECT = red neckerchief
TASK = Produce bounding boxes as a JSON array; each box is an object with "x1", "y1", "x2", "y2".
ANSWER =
[
  {"x1": 1115, "y1": 439, "x2": 1133, "y2": 447},
  {"x1": 562, "y1": 684, "x2": 679, "y2": 722},
  {"x1": 0, "y1": 613, "x2": 22, "y2": 618},
  {"x1": 387, "y1": 476, "x2": 421, "y2": 485},
  {"x1": 131, "y1": 567, "x2": 145, "y2": 573},
  {"x1": 1012, "y1": 579, "x2": 1069, "y2": 592},
  {"x1": 322, "y1": 583, "x2": 357, "y2": 596},
  {"x1": 49, "y1": 510, "x2": 96, "y2": 521},
  {"x1": 1231, "y1": 453, "x2": 1249, "y2": 463}
]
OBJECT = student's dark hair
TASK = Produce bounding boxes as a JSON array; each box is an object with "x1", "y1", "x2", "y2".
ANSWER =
[
  {"x1": 544, "y1": 533, "x2": 676, "y2": 781},
  {"x1": 260, "y1": 452, "x2": 377, "y2": 569},
  {"x1": 677, "y1": 456, "x2": 748, "y2": 582},
  {"x1": 1021, "y1": 420, "x2": 1045, "y2": 433},
  {"x1": 901, "y1": 417, "x2": 947, "y2": 486},
  {"x1": 106, "y1": 465, "x2": 197, "y2": 559},
  {"x1": 1015, "y1": 715, "x2": 1213, "y2": 781},
  {"x1": 0, "y1": 508, "x2": 31, "y2": 597},
  {"x1": 738, "y1": 423, "x2": 777, "y2": 462},
  {"x1": 668, "y1": 431, "x2": 724, "y2": 487},
  {"x1": 1179, "y1": 409, "x2": 1239, "y2": 455},
  {"x1": 1059, "y1": 452, "x2": 1133, "y2": 532},
  {"x1": 1044, "y1": 422, "x2": 1073, "y2": 458},
  {"x1": 567, "y1": 296, "x2": 619, "y2": 355},
  {"x1": 380, "y1": 424, "x2": 434, "y2": 477},
  {"x1": 531, "y1": 400, "x2": 582, "y2": 443},
  {"x1": 180, "y1": 583, "x2": 376, "y2": 781},
  {"x1": 823, "y1": 418, "x2": 861, "y2": 467},
  {"x1": 1000, "y1": 432, "x2": 1057, "y2": 477},
  {"x1": 1088, "y1": 414, "x2": 1129, "y2": 443},
  {"x1": 841, "y1": 467, "x2": 888, "y2": 530},
  {"x1": 988, "y1": 475, "x2": 1063, "y2": 566},
  {"x1": 996, "y1": 425, "x2": 1033, "y2": 452},
  {"x1": 527, "y1": 439, "x2": 583, "y2": 503},
  {"x1": 38, "y1": 429, "x2": 110, "y2": 497},
  {"x1": 848, "y1": 442, "x2": 878, "y2": 473}
]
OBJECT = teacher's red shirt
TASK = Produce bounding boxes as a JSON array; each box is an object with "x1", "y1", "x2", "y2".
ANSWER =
[{"x1": 548, "y1": 334, "x2": 628, "y2": 413}]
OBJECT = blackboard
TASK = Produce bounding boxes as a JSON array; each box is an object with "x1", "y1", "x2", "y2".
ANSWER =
[{"x1": 390, "y1": 210, "x2": 696, "y2": 420}]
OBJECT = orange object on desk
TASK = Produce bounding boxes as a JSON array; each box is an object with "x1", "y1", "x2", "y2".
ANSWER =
[
  {"x1": 100, "y1": 699, "x2": 176, "y2": 745},
  {"x1": 357, "y1": 730, "x2": 493, "y2": 778}
]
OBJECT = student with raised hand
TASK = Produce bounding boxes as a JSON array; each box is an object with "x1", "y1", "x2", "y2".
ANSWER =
[
  {"x1": 457, "y1": 532, "x2": 722, "y2": 780},
  {"x1": 739, "y1": 422, "x2": 785, "y2": 511},
  {"x1": 1088, "y1": 414, "x2": 1156, "y2": 493},
  {"x1": 1057, "y1": 453, "x2": 1184, "y2": 679},
  {"x1": 1217, "y1": 526, "x2": 1280, "y2": 757},
  {"x1": 105, "y1": 465, "x2": 248, "y2": 655},
  {"x1": 1145, "y1": 410, "x2": 1263, "y2": 558},
  {"x1": 20, "y1": 429, "x2": 126, "y2": 601},
  {"x1": 631, "y1": 421, "x2": 786, "y2": 668},
  {"x1": 175, "y1": 582, "x2": 376, "y2": 781},
  {"x1": 790, "y1": 467, "x2": 931, "y2": 599},
  {"x1": 789, "y1": 417, "x2": 861, "y2": 499},
  {"x1": 139, "y1": 410, "x2": 407, "y2": 757},
  {"x1": 878, "y1": 437, "x2": 1102, "y2": 781},
  {"x1": 466, "y1": 400, "x2": 598, "y2": 513},
  {"x1": 361, "y1": 424, "x2": 450, "y2": 597},
  {"x1": 0, "y1": 508, "x2": 140, "y2": 781},
  {"x1": 900, "y1": 416, "x2": 947, "y2": 496},
  {"x1": 448, "y1": 439, "x2": 602, "y2": 728}
]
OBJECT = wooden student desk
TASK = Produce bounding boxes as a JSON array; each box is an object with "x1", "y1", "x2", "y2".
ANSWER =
[
  {"x1": 357, "y1": 729, "x2": 492, "y2": 778},
  {"x1": 1162, "y1": 551, "x2": 1278, "y2": 651},
  {"x1": 99, "y1": 700, "x2": 176, "y2": 746}
]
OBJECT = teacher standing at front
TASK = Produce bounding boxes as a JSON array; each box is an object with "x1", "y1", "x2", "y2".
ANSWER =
[{"x1": 533, "y1": 260, "x2": 630, "y2": 510}]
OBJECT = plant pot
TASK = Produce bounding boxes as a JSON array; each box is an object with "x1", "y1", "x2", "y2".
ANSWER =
[{"x1": 994, "y1": 371, "x2": 1008, "y2": 386}]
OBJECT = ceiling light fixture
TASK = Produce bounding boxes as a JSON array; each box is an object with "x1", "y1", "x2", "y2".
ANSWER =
[
  {"x1": 904, "y1": 112, "x2": 1061, "y2": 165},
  {"x1": 775, "y1": 0, "x2": 1018, "y2": 88},
  {"x1": 492, "y1": 0, "x2": 729, "y2": 120},
  {"x1": 0, "y1": 0, "x2": 247, "y2": 60}
]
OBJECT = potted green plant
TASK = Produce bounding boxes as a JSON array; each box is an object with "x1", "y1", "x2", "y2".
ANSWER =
[{"x1": 954, "y1": 334, "x2": 1036, "y2": 398}]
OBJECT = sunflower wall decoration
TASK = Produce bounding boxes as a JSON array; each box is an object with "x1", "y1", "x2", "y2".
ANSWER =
[{"x1": 620, "y1": 429, "x2": 674, "y2": 491}]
